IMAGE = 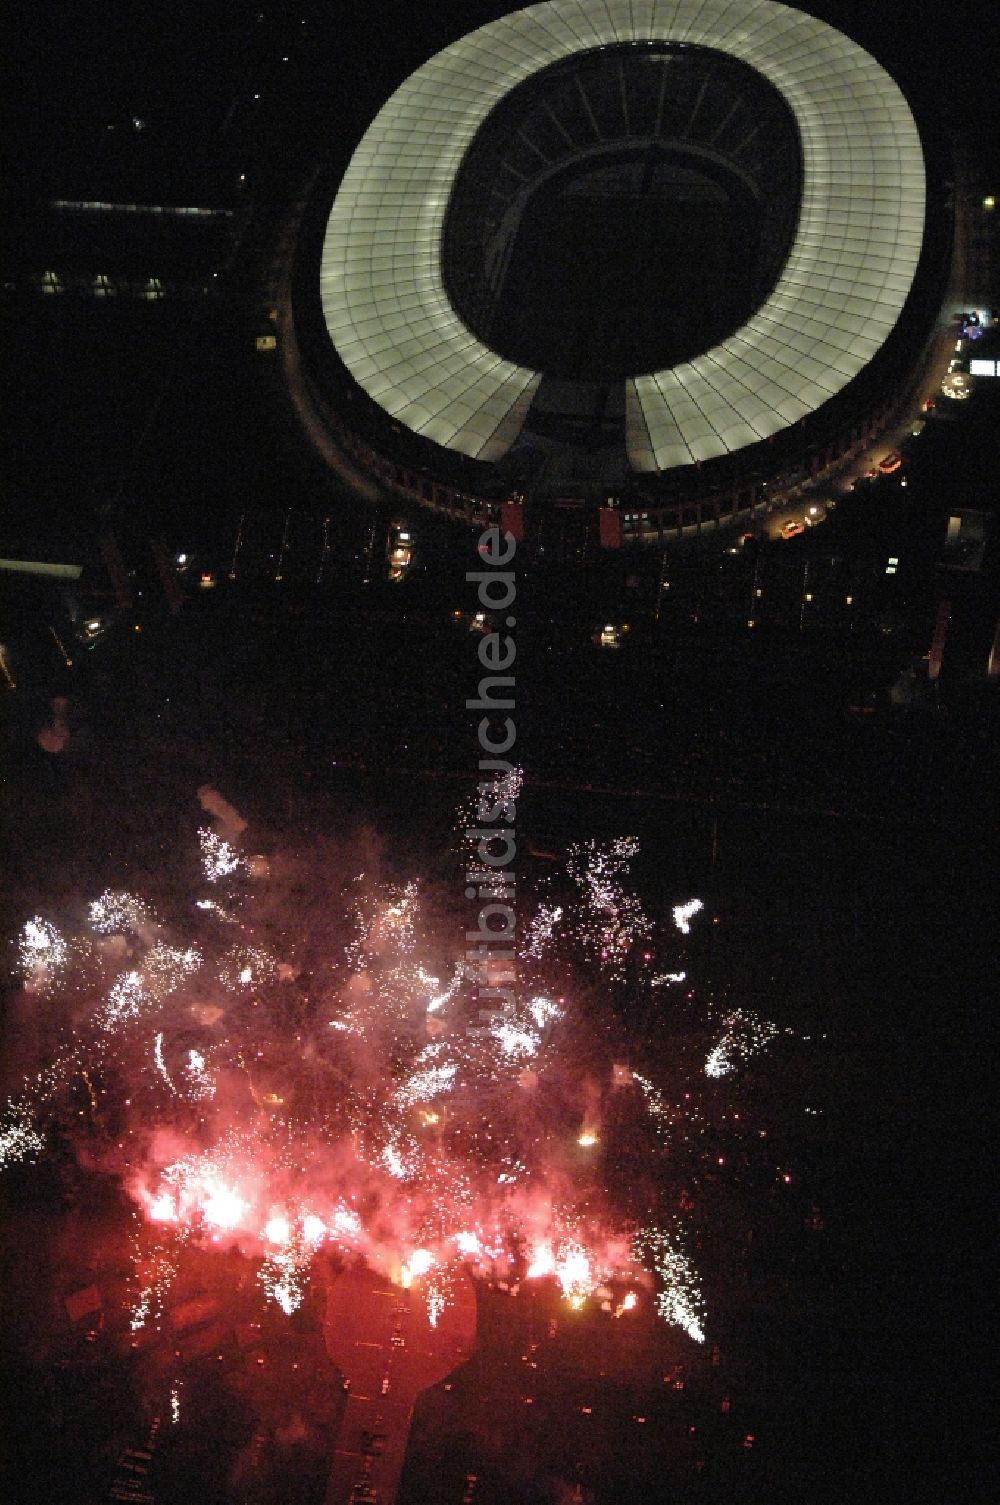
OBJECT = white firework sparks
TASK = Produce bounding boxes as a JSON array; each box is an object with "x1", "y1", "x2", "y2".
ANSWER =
[
  {"x1": 103, "y1": 943, "x2": 200, "y2": 1030},
  {"x1": 527, "y1": 994, "x2": 562, "y2": 1028},
  {"x1": 17, "y1": 917, "x2": 70, "y2": 990},
  {"x1": 218, "y1": 944, "x2": 275, "y2": 991},
  {"x1": 89, "y1": 890, "x2": 154, "y2": 936},
  {"x1": 523, "y1": 904, "x2": 563, "y2": 961},
  {"x1": 632, "y1": 1071, "x2": 672, "y2": 1132},
  {"x1": 147, "y1": 942, "x2": 202, "y2": 993},
  {"x1": 636, "y1": 1226, "x2": 706, "y2": 1344},
  {"x1": 565, "y1": 838, "x2": 652, "y2": 980},
  {"x1": 393, "y1": 1062, "x2": 457, "y2": 1110},
  {"x1": 199, "y1": 828, "x2": 247, "y2": 884},
  {"x1": 153, "y1": 1033, "x2": 176, "y2": 1094},
  {"x1": 424, "y1": 961, "x2": 464, "y2": 1015},
  {"x1": 328, "y1": 1203, "x2": 363, "y2": 1247},
  {"x1": 672, "y1": 899, "x2": 704, "y2": 935},
  {"x1": 704, "y1": 1043, "x2": 731, "y2": 1079},
  {"x1": 184, "y1": 1049, "x2": 215, "y2": 1101},
  {"x1": 128, "y1": 1237, "x2": 180, "y2": 1331},
  {"x1": 103, "y1": 970, "x2": 148, "y2": 1027},
  {"x1": 0, "y1": 1112, "x2": 45, "y2": 1169},
  {"x1": 705, "y1": 1009, "x2": 778, "y2": 1078},
  {"x1": 194, "y1": 898, "x2": 235, "y2": 921},
  {"x1": 454, "y1": 766, "x2": 523, "y2": 858},
  {"x1": 381, "y1": 1140, "x2": 416, "y2": 1181},
  {"x1": 492, "y1": 1020, "x2": 538, "y2": 1060}
]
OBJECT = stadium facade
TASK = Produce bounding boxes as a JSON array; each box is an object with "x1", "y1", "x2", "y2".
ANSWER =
[{"x1": 282, "y1": 0, "x2": 952, "y2": 550}]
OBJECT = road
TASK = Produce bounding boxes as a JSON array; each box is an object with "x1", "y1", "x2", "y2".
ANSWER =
[{"x1": 323, "y1": 1263, "x2": 477, "y2": 1505}]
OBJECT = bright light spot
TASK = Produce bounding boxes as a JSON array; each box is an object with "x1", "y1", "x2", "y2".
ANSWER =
[
  {"x1": 149, "y1": 1191, "x2": 178, "y2": 1222},
  {"x1": 409, "y1": 1248, "x2": 434, "y2": 1276},
  {"x1": 672, "y1": 898, "x2": 704, "y2": 935},
  {"x1": 556, "y1": 1248, "x2": 591, "y2": 1301},
  {"x1": 526, "y1": 1245, "x2": 555, "y2": 1279},
  {"x1": 202, "y1": 1183, "x2": 247, "y2": 1229}
]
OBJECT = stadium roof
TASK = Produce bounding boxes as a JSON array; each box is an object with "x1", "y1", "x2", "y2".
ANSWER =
[{"x1": 319, "y1": 0, "x2": 925, "y2": 472}]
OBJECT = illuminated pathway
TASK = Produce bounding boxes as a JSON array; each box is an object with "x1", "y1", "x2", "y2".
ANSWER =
[{"x1": 323, "y1": 1264, "x2": 477, "y2": 1505}]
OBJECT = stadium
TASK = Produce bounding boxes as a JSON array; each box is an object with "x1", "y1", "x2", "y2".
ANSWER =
[{"x1": 281, "y1": 0, "x2": 951, "y2": 553}]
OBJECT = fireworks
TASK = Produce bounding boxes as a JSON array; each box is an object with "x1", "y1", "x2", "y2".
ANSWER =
[
  {"x1": 705, "y1": 1009, "x2": 779, "y2": 1078},
  {"x1": 672, "y1": 899, "x2": 704, "y2": 935},
  {"x1": 153, "y1": 1033, "x2": 175, "y2": 1094},
  {"x1": 393, "y1": 1061, "x2": 457, "y2": 1110},
  {"x1": 0, "y1": 1112, "x2": 45, "y2": 1169},
  {"x1": 635, "y1": 1225, "x2": 706, "y2": 1344},
  {"x1": 199, "y1": 828, "x2": 247, "y2": 884},
  {"x1": 1, "y1": 802, "x2": 800, "y2": 1352},
  {"x1": 103, "y1": 970, "x2": 148, "y2": 1027},
  {"x1": 17, "y1": 917, "x2": 69, "y2": 990},
  {"x1": 184, "y1": 1049, "x2": 215, "y2": 1101},
  {"x1": 217, "y1": 944, "x2": 275, "y2": 991},
  {"x1": 89, "y1": 889, "x2": 154, "y2": 936},
  {"x1": 564, "y1": 838, "x2": 652, "y2": 980},
  {"x1": 524, "y1": 904, "x2": 563, "y2": 960}
]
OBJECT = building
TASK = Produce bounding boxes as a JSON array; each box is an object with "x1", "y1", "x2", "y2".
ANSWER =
[{"x1": 278, "y1": 0, "x2": 953, "y2": 555}]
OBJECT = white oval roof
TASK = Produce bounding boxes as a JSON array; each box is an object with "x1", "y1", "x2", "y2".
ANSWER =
[{"x1": 320, "y1": 0, "x2": 925, "y2": 471}]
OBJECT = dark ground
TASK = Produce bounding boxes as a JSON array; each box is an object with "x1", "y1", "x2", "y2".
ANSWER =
[{"x1": 1, "y1": 587, "x2": 994, "y2": 1500}]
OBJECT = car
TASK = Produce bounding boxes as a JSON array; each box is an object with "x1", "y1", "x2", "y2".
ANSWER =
[{"x1": 779, "y1": 520, "x2": 806, "y2": 540}]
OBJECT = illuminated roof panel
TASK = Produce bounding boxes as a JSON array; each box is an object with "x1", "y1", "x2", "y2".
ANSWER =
[{"x1": 320, "y1": 0, "x2": 925, "y2": 470}]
